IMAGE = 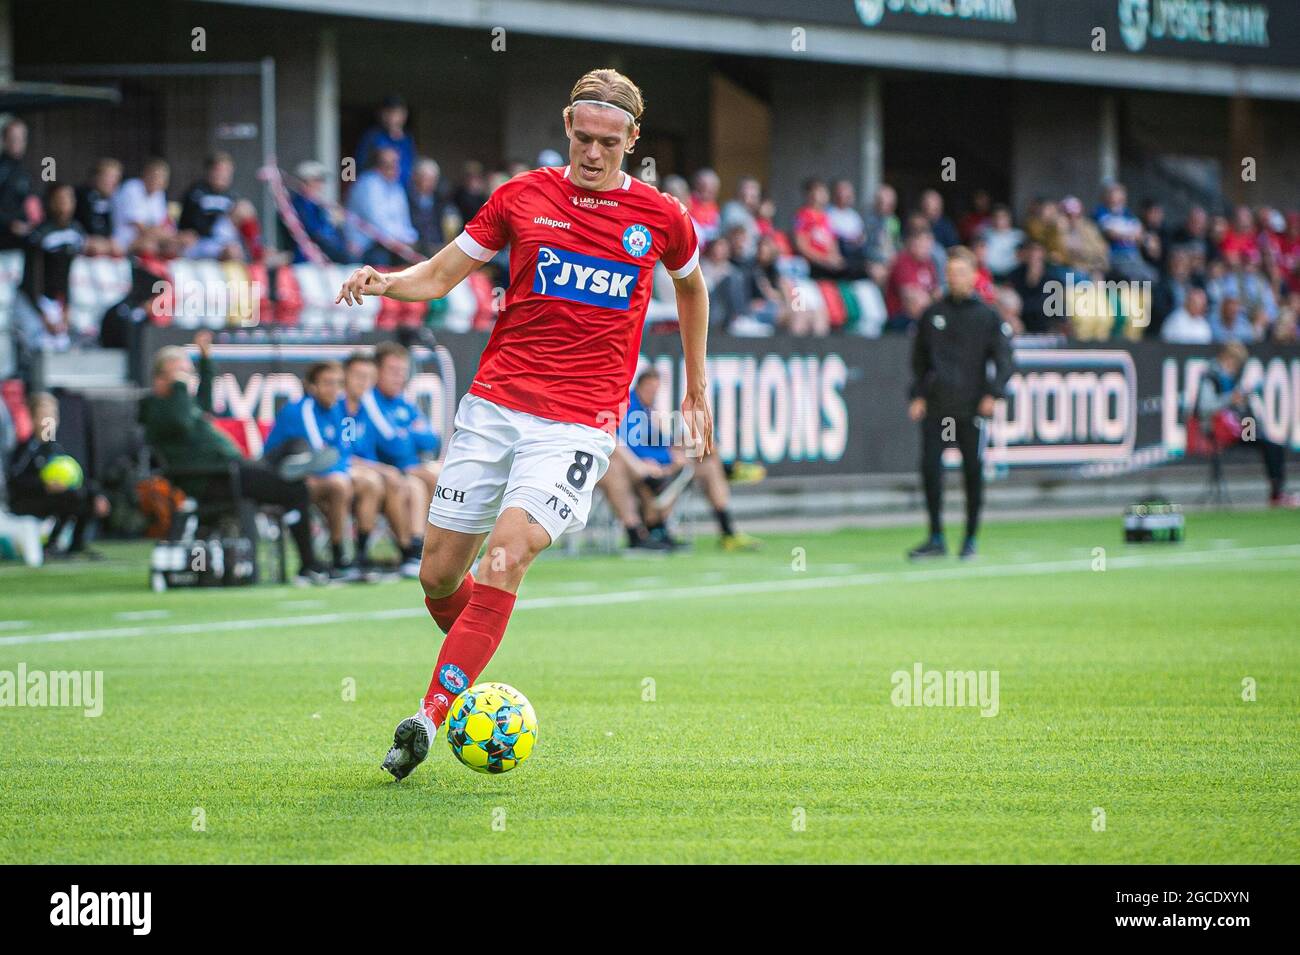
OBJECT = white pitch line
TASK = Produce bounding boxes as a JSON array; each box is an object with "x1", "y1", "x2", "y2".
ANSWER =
[
  {"x1": 2, "y1": 543, "x2": 1298, "y2": 649},
  {"x1": 0, "y1": 620, "x2": 32, "y2": 631},
  {"x1": 114, "y1": 610, "x2": 173, "y2": 621}
]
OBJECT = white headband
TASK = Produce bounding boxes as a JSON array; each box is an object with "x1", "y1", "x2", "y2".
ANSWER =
[{"x1": 570, "y1": 99, "x2": 638, "y2": 127}]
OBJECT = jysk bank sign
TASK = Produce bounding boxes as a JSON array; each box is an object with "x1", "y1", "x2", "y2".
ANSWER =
[
  {"x1": 854, "y1": 0, "x2": 1018, "y2": 27},
  {"x1": 1117, "y1": 0, "x2": 1270, "y2": 53}
]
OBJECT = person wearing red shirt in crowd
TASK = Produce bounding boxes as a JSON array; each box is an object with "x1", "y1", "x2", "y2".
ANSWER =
[
  {"x1": 688, "y1": 168, "x2": 721, "y2": 244},
  {"x1": 886, "y1": 224, "x2": 941, "y2": 320},
  {"x1": 336, "y1": 68, "x2": 712, "y2": 783},
  {"x1": 756, "y1": 195, "x2": 792, "y2": 257},
  {"x1": 969, "y1": 233, "x2": 998, "y2": 305},
  {"x1": 794, "y1": 178, "x2": 860, "y2": 279},
  {"x1": 958, "y1": 190, "x2": 992, "y2": 245},
  {"x1": 1279, "y1": 212, "x2": 1300, "y2": 293},
  {"x1": 1220, "y1": 205, "x2": 1260, "y2": 267}
]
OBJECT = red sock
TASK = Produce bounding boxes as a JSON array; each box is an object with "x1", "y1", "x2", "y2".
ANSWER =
[
  {"x1": 424, "y1": 572, "x2": 475, "y2": 634},
  {"x1": 422, "y1": 582, "x2": 517, "y2": 727}
]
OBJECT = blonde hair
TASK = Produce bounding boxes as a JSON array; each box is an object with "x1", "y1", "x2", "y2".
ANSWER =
[{"x1": 564, "y1": 68, "x2": 644, "y2": 137}]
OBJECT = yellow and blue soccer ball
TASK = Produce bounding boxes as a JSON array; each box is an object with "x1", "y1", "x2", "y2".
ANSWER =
[
  {"x1": 40, "y1": 455, "x2": 83, "y2": 490},
  {"x1": 446, "y1": 682, "x2": 538, "y2": 774}
]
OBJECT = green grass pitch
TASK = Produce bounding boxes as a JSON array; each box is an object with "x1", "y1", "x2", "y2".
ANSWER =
[{"x1": 1, "y1": 511, "x2": 1297, "y2": 863}]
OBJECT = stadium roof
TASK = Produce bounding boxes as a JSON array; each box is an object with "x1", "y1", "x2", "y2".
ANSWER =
[{"x1": 201, "y1": 0, "x2": 1300, "y2": 100}]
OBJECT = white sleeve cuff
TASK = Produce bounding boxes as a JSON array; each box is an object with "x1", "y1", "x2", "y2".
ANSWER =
[
  {"x1": 665, "y1": 246, "x2": 700, "y2": 279},
  {"x1": 454, "y1": 230, "x2": 499, "y2": 262}
]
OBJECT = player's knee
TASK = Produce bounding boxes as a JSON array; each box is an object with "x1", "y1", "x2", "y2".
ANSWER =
[{"x1": 419, "y1": 561, "x2": 462, "y2": 599}]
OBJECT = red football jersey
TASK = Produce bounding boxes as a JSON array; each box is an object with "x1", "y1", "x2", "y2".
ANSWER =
[{"x1": 454, "y1": 165, "x2": 699, "y2": 429}]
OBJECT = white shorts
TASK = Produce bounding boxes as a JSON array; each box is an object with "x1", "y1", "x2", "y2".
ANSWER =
[{"x1": 427, "y1": 394, "x2": 617, "y2": 544}]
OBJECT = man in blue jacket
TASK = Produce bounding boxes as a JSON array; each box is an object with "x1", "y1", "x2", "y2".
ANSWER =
[
  {"x1": 265, "y1": 360, "x2": 383, "y2": 579},
  {"x1": 360, "y1": 341, "x2": 441, "y2": 567}
]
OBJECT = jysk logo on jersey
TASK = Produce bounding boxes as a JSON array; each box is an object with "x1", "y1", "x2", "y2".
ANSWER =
[
  {"x1": 622, "y1": 224, "x2": 651, "y2": 258},
  {"x1": 533, "y1": 245, "x2": 639, "y2": 309}
]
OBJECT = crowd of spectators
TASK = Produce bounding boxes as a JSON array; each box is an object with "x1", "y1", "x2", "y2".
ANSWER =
[{"x1": 5, "y1": 96, "x2": 1300, "y2": 350}]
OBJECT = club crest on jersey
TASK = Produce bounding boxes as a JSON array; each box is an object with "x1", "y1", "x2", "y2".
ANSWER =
[
  {"x1": 622, "y1": 224, "x2": 651, "y2": 258},
  {"x1": 533, "y1": 245, "x2": 638, "y2": 309}
]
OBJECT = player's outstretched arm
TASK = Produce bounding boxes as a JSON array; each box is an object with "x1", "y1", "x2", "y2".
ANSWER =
[
  {"x1": 672, "y1": 265, "x2": 714, "y2": 458},
  {"x1": 335, "y1": 243, "x2": 482, "y2": 306}
]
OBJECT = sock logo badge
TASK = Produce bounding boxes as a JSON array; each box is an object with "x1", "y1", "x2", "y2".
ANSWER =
[{"x1": 438, "y1": 664, "x2": 469, "y2": 695}]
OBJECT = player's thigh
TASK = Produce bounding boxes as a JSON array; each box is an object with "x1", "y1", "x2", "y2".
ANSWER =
[
  {"x1": 426, "y1": 395, "x2": 515, "y2": 538},
  {"x1": 476, "y1": 506, "x2": 555, "y2": 589},
  {"x1": 502, "y1": 420, "x2": 616, "y2": 546}
]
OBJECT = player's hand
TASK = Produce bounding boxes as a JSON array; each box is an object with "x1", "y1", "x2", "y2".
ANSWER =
[
  {"x1": 336, "y1": 266, "x2": 390, "y2": 306},
  {"x1": 680, "y1": 388, "x2": 714, "y2": 459},
  {"x1": 194, "y1": 329, "x2": 213, "y2": 358},
  {"x1": 908, "y1": 398, "x2": 927, "y2": 422},
  {"x1": 977, "y1": 395, "x2": 996, "y2": 418}
]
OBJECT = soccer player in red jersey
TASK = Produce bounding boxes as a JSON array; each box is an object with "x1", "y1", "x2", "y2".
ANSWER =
[{"x1": 337, "y1": 68, "x2": 713, "y2": 780}]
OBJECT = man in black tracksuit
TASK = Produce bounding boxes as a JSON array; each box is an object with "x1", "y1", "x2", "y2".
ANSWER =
[{"x1": 907, "y1": 247, "x2": 1014, "y2": 560}]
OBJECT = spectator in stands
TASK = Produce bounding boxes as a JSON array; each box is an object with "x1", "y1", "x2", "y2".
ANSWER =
[
  {"x1": 179, "y1": 152, "x2": 243, "y2": 261},
  {"x1": 756, "y1": 194, "x2": 791, "y2": 257},
  {"x1": 863, "y1": 183, "x2": 901, "y2": 280},
  {"x1": 264, "y1": 360, "x2": 384, "y2": 580},
  {"x1": 740, "y1": 233, "x2": 791, "y2": 332},
  {"x1": 5, "y1": 391, "x2": 109, "y2": 559},
  {"x1": 1210, "y1": 295, "x2": 1255, "y2": 344},
  {"x1": 1219, "y1": 205, "x2": 1260, "y2": 266},
  {"x1": 288, "y1": 160, "x2": 347, "y2": 264},
  {"x1": 409, "y1": 158, "x2": 451, "y2": 256},
  {"x1": 885, "y1": 223, "x2": 940, "y2": 323},
  {"x1": 18, "y1": 184, "x2": 85, "y2": 351},
  {"x1": 1094, "y1": 181, "x2": 1156, "y2": 283},
  {"x1": 969, "y1": 234, "x2": 998, "y2": 305},
  {"x1": 918, "y1": 189, "x2": 960, "y2": 249},
  {"x1": 1173, "y1": 204, "x2": 1212, "y2": 266},
  {"x1": 1151, "y1": 246, "x2": 1201, "y2": 336},
  {"x1": 1051, "y1": 195, "x2": 1108, "y2": 278},
  {"x1": 339, "y1": 351, "x2": 418, "y2": 578},
  {"x1": 361, "y1": 341, "x2": 440, "y2": 568},
  {"x1": 700, "y1": 236, "x2": 747, "y2": 330},
  {"x1": 356, "y1": 95, "x2": 416, "y2": 187},
  {"x1": 112, "y1": 158, "x2": 187, "y2": 258},
  {"x1": 1277, "y1": 212, "x2": 1300, "y2": 292},
  {"x1": 794, "y1": 178, "x2": 855, "y2": 280},
  {"x1": 720, "y1": 176, "x2": 762, "y2": 254},
  {"x1": 1007, "y1": 239, "x2": 1065, "y2": 335},
  {"x1": 0, "y1": 118, "x2": 36, "y2": 251},
  {"x1": 688, "y1": 168, "x2": 722, "y2": 244},
  {"x1": 662, "y1": 174, "x2": 692, "y2": 219},
  {"x1": 1140, "y1": 199, "x2": 1170, "y2": 274},
  {"x1": 1273, "y1": 300, "x2": 1298, "y2": 344},
  {"x1": 75, "y1": 158, "x2": 123, "y2": 255},
  {"x1": 139, "y1": 333, "x2": 330, "y2": 584},
  {"x1": 827, "y1": 179, "x2": 868, "y2": 267},
  {"x1": 1161, "y1": 287, "x2": 1213, "y2": 344},
  {"x1": 347, "y1": 147, "x2": 418, "y2": 266},
  {"x1": 452, "y1": 160, "x2": 489, "y2": 224},
  {"x1": 980, "y1": 203, "x2": 1023, "y2": 279},
  {"x1": 958, "y1": 189, "x2": 992, "y2": 244},
  {"x1": 995, "y1": 285, "x2": 1024, "y2": 336},
  {"x1": 1207, "y1": 249, "x2": 1278, "y2": 325}
]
